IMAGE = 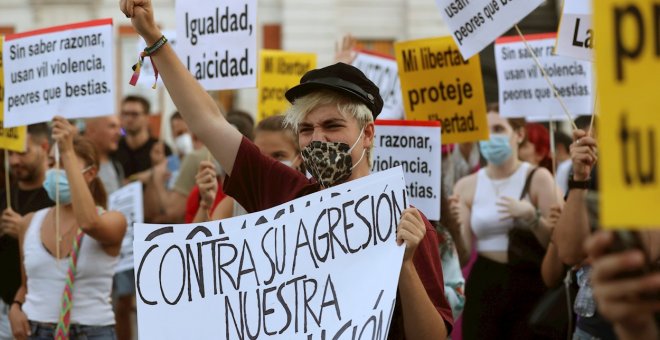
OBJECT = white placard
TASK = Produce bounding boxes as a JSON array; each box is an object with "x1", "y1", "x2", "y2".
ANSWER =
[
  {"x1": 175, "y1": 0, "x2": 257, "y2": 90},
  {"x1": 435, "y1": 0, "x2": 545, "y2": 59},
  {"x1": 495, "y1": 33, "x2": 594, "y2": 120},
  {"x1": 133, "y1": 168, "x2": 407, "y2": 339},
  {"x1": 555, "y1": 0, "x2": 593, "y2": 61},
  {"x1": 2, "y1": 19, "x2": 115, "y2": 127},
  {"x1": 372, "y1": 121, "x2": 441, "y2": 220},
  {"x1": 352, "y1": 52, "x2": 404, "y2": 120},
  {"x1": 109, "y1": 181, "x2": 144, "y2": 273}
]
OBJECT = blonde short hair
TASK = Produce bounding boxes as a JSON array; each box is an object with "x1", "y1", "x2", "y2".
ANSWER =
[{"x1": 284, "y1": 89, "x2": 375, "y2": 166}]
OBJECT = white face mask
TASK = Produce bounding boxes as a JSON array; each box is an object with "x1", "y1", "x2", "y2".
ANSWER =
[{"x1": 174, "y1": 133, "x2": 194, "y2": 156}]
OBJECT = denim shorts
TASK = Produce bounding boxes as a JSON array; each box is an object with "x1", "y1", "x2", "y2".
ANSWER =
[{"x1": 29, "y1": 321, "x2": 116, "y2": 340}]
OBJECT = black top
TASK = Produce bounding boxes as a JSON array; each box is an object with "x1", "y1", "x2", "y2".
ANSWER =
[
  {"x1": 112, "y1": 136, "x2": 172, "y2": 178},
  {"x1": 0, "y1": 186, "x2": 54, "y2": 304}
]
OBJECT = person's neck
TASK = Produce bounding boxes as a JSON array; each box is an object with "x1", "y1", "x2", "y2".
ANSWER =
[
  {"x1": 126, "y1": 128, "x2": 150, "y2": 150},
  {"x1": 458, "y1": 143, "x2": 473, "y2": 161},
  {"x1": 486, "y1": 157, "x2": 520, "y2": 179},
  {"x1": 18, "y1": 171, "x2": 46, "y2": 191}
]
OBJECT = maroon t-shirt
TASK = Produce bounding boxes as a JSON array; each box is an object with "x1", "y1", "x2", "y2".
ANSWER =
[{"x1": 224, "y1": 137, "x2": 454, "y2": 337}]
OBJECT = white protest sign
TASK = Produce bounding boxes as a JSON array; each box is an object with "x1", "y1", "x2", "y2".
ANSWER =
[
  {"x1": 176, "y1": 0, "x2": 257, "y2": 90},
  {"x1": 133, "y1": 168, "x2": 407, "y2": 339},
  {"x1": 372, "y1": 121, "x2": 441, "y2": 220},
  {"x1": 2, "y1": 19, "x2": 114, "y2": 127},
  {"x1": 136, "y1": 30, "x2": 176, "y2": 86},
  {"x1": 555, "y1": 0, "x2": 593, "y2": 61},
  {"x1": 495, "y1": 33, "x2": 594, "y2": 120},
  {"x1": 436, "y1": 0, "x2": 545, "y2": 59},
  {"x1": 109, "y1": 182, "x2": 144, "y2": 273},
  {"x1": 352, "y1": 51, "x2": 404, "y2": 120}
]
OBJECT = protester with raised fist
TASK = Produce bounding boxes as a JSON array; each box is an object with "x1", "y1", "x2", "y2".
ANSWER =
[
  {"x1": 119, "y1": 1, "x2": 454, "y2": 337},
  {"x1": 450, "y1": 104, "x2": 561, "y2": 339},
  {"x1": 8, "y1": 117, "x2": 126, "y2": 340}
]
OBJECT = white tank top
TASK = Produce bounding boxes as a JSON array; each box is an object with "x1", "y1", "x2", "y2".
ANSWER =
[
  {"x1": 470, "y1": 162, "x2": 531, "y2": 252},
  {"x1": 22, "y1": 208, "x2": 118, "y2": 325}
]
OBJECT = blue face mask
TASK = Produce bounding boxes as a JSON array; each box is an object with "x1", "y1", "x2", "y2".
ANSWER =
[
  {"x1": 43, "y1": 167, "x2": 91, "y2": 204},
  {"x1": 479, "y1": 134, "x2": 513, "y2": 165}
]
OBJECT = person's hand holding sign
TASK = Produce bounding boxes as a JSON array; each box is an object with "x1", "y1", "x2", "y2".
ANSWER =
[
  {"x1": 570, "y1": 129, "x2": 598, "y2": 181},
  {"x1": 396, "y1": 208, "x2": 426, "y2": 263},
  {"x1": 586, "y1": 231, "x2": 660, "y2": 340},
  {"x1": 120, "y1": 0, "x2": 161, "y2": 44},
  {"x1": 52, "y1": 116, "x2": 77, "y2": 153},
  {"x1": 1, "y1": 208, "x2": 23, "y2": 238}
]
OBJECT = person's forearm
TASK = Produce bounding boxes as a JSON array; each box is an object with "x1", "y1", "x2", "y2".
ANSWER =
[
  {"x1": 13, "y1": 285, "x2": 26, "y2": 304},
  {"x1": 555, "y1": 189, "x2": 590, "y2": 265},
  {"x1": 62, "y1": 151, "x2": 102, "y2": 232},
  {"x1": 143, "y1": 182, "x2": 159, "y2": 220},
  {"x1": 449, "y1": 227, "x2": 471, "y2": 266},
  {"x1": 398, "y1": 262, "x2": 447, "y2": 340},
  {"x1": 145, "y1": 34, "x2": 241, "y2": 175},
  {"x1": 192, "y1": 205, "x2": 211, "y2": 223},
  {"x1": 541, "y1": 243, "x2": 565, "y2": 287}
]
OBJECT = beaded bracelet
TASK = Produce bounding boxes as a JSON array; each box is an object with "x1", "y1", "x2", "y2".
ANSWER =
[{"x1": 129, "y1": 35, "x2": 168, "y2": 89}]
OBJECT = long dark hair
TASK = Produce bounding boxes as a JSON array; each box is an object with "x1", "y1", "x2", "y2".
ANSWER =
[{"x1": 73, "y1": 136, "x2": 108, "y2": 209}]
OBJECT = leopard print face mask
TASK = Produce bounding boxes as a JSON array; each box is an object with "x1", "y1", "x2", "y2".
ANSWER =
[{"x1": 301, "y1": 129, "x2": 366, "y2": 188}]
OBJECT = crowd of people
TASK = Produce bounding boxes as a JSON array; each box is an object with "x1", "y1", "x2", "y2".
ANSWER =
[{"x1": 0, "y1": 0, "x2": 658, "y2": 339}]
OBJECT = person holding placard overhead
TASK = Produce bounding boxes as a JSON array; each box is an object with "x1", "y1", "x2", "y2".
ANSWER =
[
  {"x1": 120, "y1": 1, "x2": 454, "y2": 337},
  {"x1": 450, "y1": 103, "x2": 562, "y2": 339},
  {"x1": 8, "y1": 117, "x2": 126, "y2": 340}
]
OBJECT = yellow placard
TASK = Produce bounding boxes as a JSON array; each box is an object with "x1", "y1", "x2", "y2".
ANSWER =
[
  {"x1": 394, "y1": 36, "x2": 488, "y2": 144},
  {"x1": 596, "y1": 0, "x2": 660, "y2": 229},
  {"x1": 0, "y1": 37, "x2": 27, "y2": 153},
  {"x1": 257, "y1": 50, "x2": 316, "y2": 122}
]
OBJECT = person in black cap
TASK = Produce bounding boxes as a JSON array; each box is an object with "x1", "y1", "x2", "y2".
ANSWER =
[{"x1": 121, "y1": 1, "x2": 453, "y2": 338}]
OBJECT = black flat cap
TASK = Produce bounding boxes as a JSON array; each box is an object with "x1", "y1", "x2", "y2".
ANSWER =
[{"x1": 285, "y1": 62, "x2": 384, "y2": 118}]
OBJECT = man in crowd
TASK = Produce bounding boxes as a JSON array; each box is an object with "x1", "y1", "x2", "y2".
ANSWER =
[
  {"x1": 0, "y1": 124, "x2": 54, "y2": 340},
  {"x1": 113, "y1": 95, "x2": 172, "y2": 182},
  {"x1": 84, "y1": 115, "x2": 124, "y2": 194}
]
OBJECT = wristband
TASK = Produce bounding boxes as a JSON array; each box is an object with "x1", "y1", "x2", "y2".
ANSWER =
[
  {"x1": 568, "y1": 176, "x2": 590, "y2": 190},
  {"x1": 129, "y1": 35, "x2": 168, "y2": 89}
]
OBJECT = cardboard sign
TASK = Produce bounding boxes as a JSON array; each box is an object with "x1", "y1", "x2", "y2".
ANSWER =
[
  {"x1": 176, "y1": 0, "x2": 257, "y2": 90},
  {"x1": 2, "y1": 19, "x2": 115, "y2": 127},
  {"x1": 257, "y1": 50, "x2": 316, "y2": 121},
  {"x1": 435, "y1": 0, "x2": 544, "y2": 59},
  {"x1": 555, "y1": 0, "x2": 593, "y2": 61},
  {"x1": 495, "y1": 33, "x2": 594, "y2": 120},
  {"x1": 133, "y1": 168, "x2": 406, "y2": 339},
  {"x1": 596, "y1": 0, "x2": 660, "y2": 228},
  {"x1": 109, "y1": 182, "x2": 144, "y2": 273},
  {"x1": 352, "y1": 51, "x2": 404, "y2": 120},
  {"x1": 0, "y1": 37, "x2": 26, "y2": 152},
  {"x1": 373, "y1": 120, "x2": 441, "y2": 220},
  {"x1": 395, "y1": 36, "x2": 488, "y2": 144}
]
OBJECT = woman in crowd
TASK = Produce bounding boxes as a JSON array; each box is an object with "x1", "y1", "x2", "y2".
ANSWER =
[
  {"x1": 9, "y1": 117, "x2": 126, "y2": 340},
  {"x1": 519, "y1": 123, "x2": 553, "y2": 173},
  {"x1": 450, "y1": 104, "x2": 561, "y2": 339},
  {"x1": 193, "y1": 115, "x2": 303, "y2": 221}
]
